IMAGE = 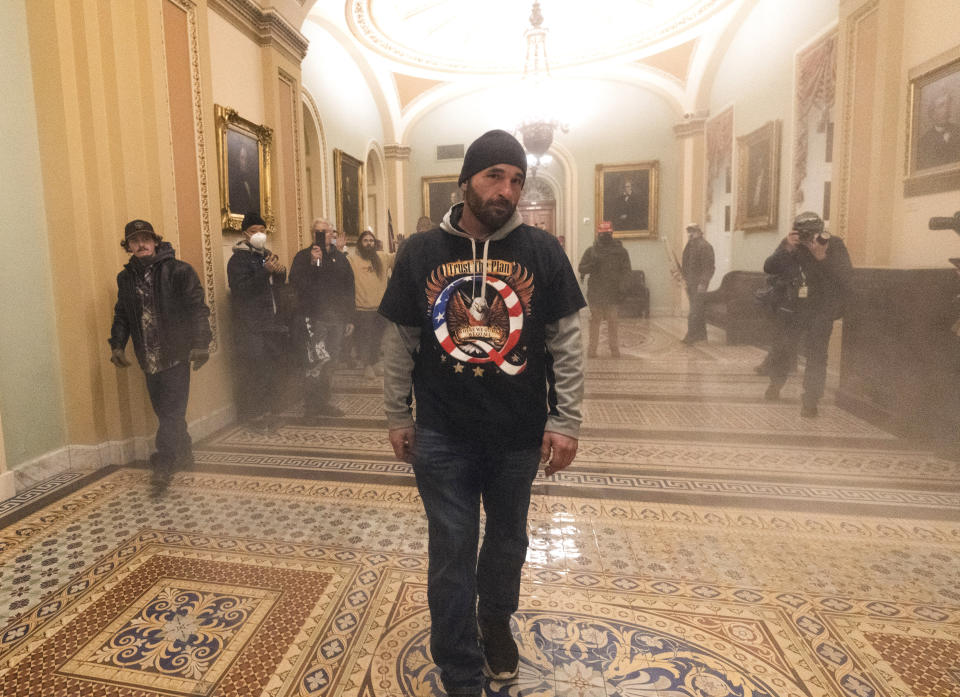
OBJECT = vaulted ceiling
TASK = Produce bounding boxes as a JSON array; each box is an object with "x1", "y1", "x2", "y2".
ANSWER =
[{"x1": 303, "y1": 0, "x2": 758, "y2": 139}]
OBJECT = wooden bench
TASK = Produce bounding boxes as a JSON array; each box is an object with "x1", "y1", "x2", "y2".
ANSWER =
[{"x1": 702, "y1": 270, "x2": 774, "y2": 345}]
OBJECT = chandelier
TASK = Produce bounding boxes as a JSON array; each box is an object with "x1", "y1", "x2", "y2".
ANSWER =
[{"x1": 517, "y1": 1, "x2": 567, "y2": 179}]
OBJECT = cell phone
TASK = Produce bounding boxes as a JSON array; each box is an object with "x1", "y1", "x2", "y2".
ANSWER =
[{"x1": 949, "y1": 257, "x2": 960, "y2": 270}]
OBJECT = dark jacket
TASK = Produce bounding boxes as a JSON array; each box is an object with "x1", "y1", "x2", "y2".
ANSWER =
[
  {"x1": 763, "y1": 236, "x2": 853, "y2": 318},
  {"x1": 226, "y1": 240, "x2": 287, "y2": 334},
  {"x1": 109, "y1": 242, "x2": 211, "y2": 370},
  {"x1": 288, "y1": 245, "x2": 355, "y2": 322},
  {"x1": 681, "y1": 235, "x2": 715, "y2": 290},
  {"x1": 578, "y1": 237, "x2": 631, "y2": 305}
]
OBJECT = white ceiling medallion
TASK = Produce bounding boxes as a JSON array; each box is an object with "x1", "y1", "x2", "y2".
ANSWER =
[{"x1": 348, "y1": 0, "x2": 736, "y2": 76}]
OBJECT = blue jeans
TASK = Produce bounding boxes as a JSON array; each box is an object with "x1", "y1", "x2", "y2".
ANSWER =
[{"x1": 413, "y1": 426, "x2": 541, "y2": 694}]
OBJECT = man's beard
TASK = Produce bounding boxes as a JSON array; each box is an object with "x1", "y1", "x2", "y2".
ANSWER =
[
  {"x1": 357, "y1": 243, "x2": 377, "y2": 261},
  {"x1": 357, "y1": 240, "x2": 384, "y2": 277},
  {"x1": 464, "y1": 183, "x2": 516, "y2": 231}
]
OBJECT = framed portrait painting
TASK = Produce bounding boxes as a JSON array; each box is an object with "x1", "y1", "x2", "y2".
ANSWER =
[
  {"x1": 594, "y1": 161, "x2": 659, "y2": 239},
  {"x1": 422, "y1": 175, "x2": 462, "y2": 227},
  {"x1": 214, "y1": 104, "x2": 273, "y2": 233},
  {"x1": 334, "y1": 149, "x2": 364, "y2": 243},
  {"x1": 905, "y1": 45, "x2": 960, "y2": 197},
  {"x1": 736, "y1": 120, "x2": 781, "y2": 231}
]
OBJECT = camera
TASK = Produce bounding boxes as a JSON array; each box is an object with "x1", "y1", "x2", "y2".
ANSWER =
[{"x1": 793, "y1": 211, "x2": 829, "y2": 243}]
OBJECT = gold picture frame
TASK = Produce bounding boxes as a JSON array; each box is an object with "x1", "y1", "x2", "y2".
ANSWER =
[
  {"x1": 595, "y1": 161, "x2": 659, "y2": 239},
  {"x1": 421, "y1": 175, "x2": 462, "y2": 227},
  {"x1": 214, "y1": 104, "x2": 273, "y2": 233},
  {"x1": 904, "y1": 45, "x2": 960, "y2": 197},
  {"x1": 334, "y1": 149, "x2": 364, "y2": 243},
  {"x1": 736, "y1": 120, "x2": 781, "y2": 231}
]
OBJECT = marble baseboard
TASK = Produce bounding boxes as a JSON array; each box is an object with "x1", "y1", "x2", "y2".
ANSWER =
[
  {"x1": 0, "y1": 470, "x2": 14, "y2": 501},
  {"x1": 8, "y1": 403, "x2": 235, "y2": 497}
]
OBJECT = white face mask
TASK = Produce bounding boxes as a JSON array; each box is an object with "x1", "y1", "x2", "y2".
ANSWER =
[{"x1": 250, "y1": 231, "x2": 267, "y2": 250}]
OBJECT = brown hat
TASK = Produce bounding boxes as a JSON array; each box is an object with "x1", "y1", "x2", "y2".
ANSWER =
[{"x1": 124, "y1": 219, "x2": 158, "y2": 241}]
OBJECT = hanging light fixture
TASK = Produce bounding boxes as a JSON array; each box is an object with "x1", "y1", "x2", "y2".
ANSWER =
[{"x1": 517, "y1": 1, "x2": 567, "y2": 179}]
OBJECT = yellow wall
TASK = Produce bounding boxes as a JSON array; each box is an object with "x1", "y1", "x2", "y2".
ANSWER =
[
  {"x1": 836, "y1": 0, "x2": 960, "y2": 269},
  {"x1": 0, "y1": 0, "x2": 67, "y2": 469},
  {"x1": 23, "y1": 0, "x2": 234, "y2": 456},
  {"x1": 891, "y1": 0, "x2": 960, "y2": 267}
]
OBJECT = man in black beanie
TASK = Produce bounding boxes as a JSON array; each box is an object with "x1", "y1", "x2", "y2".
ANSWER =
[
  {"x1": 109, "y1": 219, "x2": 211, "y2": 496},
  {"x1": 379, "y1": 129, "x2": 586, "y2": 696},
  {"x1": 227, "y1": 211, "x2": 288, "y2": 432}
]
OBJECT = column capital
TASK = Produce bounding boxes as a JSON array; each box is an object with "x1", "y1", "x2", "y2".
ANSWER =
[
  {"x1": 384, "y1": 144, "x2": 412, "y2": 161},
  {"x1": 674, "y1": 117, "x2": 707, "y2": 138}
]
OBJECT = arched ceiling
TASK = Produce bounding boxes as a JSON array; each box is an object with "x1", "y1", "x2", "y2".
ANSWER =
[
  {"x1": 344, "y1": 0, "x2": 737, "y2": 76},
  {"x1": 302, "y1": 0, "x2": 753, "y2": 139}
]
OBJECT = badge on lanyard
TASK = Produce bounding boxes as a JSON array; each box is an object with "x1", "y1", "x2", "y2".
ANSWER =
[{"x1": 798, "y1": 284, "x2": 808, "y2": 299}]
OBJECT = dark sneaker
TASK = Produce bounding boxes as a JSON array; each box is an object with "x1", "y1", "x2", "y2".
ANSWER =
[
  {"x1": 149, "y1": 455, "x2": 172, "y2": 497},
  {"x1": 800, "y1": 404, "x2": 818, "y2": 418},
  {"x1": 479, "y1": 616, "x2": 519, "y2": 680},
  {"x1": 764, "y1": 384, "x2": 781, "y2": 401},
  {"x1": 441, "y1": 683, "x2": 482, "y2": 697}
]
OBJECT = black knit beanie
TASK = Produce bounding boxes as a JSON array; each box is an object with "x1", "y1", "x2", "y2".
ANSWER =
[
  {"x1": 458, "y1": 129, "x2": 528, "y2": 185},
  {"x1": 241, "y1": 211, "x2": 266, "y2": 231}
]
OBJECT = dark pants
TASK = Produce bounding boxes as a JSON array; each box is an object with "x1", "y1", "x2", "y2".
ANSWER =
[
  {"x1": 353, "y1": 310, "x2": 386, "y2": 367},
  {"x1": 412, "y1": 426, "x2": 541, "y2": 694},
  {"x1": 303, "y1": 319, "x2": 344, "y2": 415},
  {"x1": 686, "y1": 284, "x2": 708, "y2": 340},
  {"x1": 144, "y1": 362, "x2": 191, "y2": 467},
  {"x1": 235, "y1": 330, "x2": 288, "y2": 420},
  {"x1": 767, "y1": 309, "x2": 835, "y2": 406}
]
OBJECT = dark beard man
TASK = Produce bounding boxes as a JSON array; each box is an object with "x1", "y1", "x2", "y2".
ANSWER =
[
  {"x1": 464, "y1": 181, "x2": 516, "y2": 233},
  {"x1": 357, "y1": 234, "x2": 383, "y2": 278}
]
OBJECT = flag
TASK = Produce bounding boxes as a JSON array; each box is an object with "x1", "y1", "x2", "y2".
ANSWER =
[{"x1": 387, "y1": 208, "x2": 396, "y2": 252}]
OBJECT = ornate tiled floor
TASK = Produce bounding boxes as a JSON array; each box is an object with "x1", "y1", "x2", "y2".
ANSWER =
[{"x1": 2, "y1": 318, "x2": 958, "y2": 697}]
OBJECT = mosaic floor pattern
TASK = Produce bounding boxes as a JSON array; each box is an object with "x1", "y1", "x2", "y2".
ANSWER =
[{"x1": 1, "y1": 318, "x2": 958, "y2": 696}]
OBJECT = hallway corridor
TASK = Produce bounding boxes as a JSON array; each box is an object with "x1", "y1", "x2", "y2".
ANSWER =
[{"x1": 1, "y1": 318, "x2": 957, "y2": 697}]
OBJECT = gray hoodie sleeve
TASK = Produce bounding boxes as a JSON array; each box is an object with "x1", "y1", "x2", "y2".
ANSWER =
[
  {"x1": 544, "y1": 311, "x2": 585, "y2": 438},
  {"x1": 382, "y1": 322, "x2": 420, "y2": 430}
]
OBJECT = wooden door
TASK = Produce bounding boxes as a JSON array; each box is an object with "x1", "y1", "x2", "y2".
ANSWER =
[{"x1": 519, "y1": 203, "x2": 556, "y2": 237}]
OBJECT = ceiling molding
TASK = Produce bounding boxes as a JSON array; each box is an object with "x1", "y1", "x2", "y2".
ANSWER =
[
  {"x1": 209, "y1": 0, "x2": 310, "y2": 62},
  {"x1": 346, "y1": 0, "x2": 738, "y2": 77}
]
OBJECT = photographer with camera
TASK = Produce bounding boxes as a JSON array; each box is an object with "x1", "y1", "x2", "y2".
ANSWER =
[{"x1": 762, "y1": 211, "x2": 852, "y2": 417}]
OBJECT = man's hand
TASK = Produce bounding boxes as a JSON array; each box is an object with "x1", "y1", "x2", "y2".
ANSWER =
[
  {"x1": 344, "y1": 323, "x2": 355, "y2": 337},
  {"x1": 697, "y1": 282, "x2": 708, "y2": 293},
  {"x1": 785, "y1": 230, "x2": 800, "y2": 250},
  {"x1": 540, "y1": 431, "x2": 578, "y2": 476},
  {"x1": 110, "y1": 347, "x2": 130, "y2": 368},
  {"x1": 264, "y1": 254, "x2": 285, "y2": 275},
  {"x1": 803, "y1": 238, "x2": 828, "y2": 261},
  {"x1": 310, "y1": 246, "x2": 322, "y2": 265},
  {"x1": 189, "y1": 349, "x2": 209, "y2": 371},
  {"x1": 388, "y1": 426, "x2": 415, "y2": 464}
]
